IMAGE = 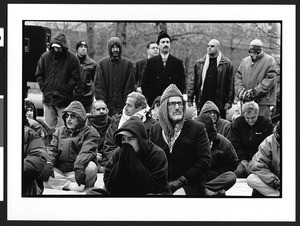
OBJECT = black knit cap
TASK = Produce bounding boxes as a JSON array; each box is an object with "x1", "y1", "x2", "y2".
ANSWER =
[
  {"x1": 76, "y1": 41, "x2": 88, "y2": 51},
  {"x1": 157, "y1": 31, "x2": 171, "y2": 44}
]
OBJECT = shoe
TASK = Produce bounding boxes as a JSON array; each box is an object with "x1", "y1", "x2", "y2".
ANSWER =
[{"x1": 204, "y1": 188, "x2": 226, "y2": 197}]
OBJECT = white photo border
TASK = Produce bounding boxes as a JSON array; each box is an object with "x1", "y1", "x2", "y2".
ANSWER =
[{"x1": 7, "y1": 4, "x2": 295, "y2": 222}]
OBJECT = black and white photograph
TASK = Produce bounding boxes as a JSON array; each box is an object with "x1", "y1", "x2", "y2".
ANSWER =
[{"x1": 4, "y1": 3, "x2": 297, "y2": 224}]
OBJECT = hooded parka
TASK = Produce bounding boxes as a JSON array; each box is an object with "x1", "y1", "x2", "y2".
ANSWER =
[
  {"x1": 94, "y1": 37, "x2": 135, "y2": 116},
  {"x1": 46, "y1": 101, "x2": 100, "y2": 173},
  {"x1": 35, "y1": 32, "x2": 81, "y2": 108}
]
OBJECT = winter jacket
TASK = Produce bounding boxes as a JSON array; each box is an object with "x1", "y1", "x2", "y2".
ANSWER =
[
  {"x1": 150, "y1": 118, "x2": 211, "y2": 195},
  {"x1": 235, "y1": 52, "x2": 277, "y2": 106},
  {"x1": 46, "y1": 101, "x2": 100, "y2": 173},
  {"x1": 74, "y1": 55, "x2": 97, "y2": 106},
  {"x1": 86, "y1": 112, "x2": 112, "y2": 151},
  {"x1": 229, "y1": 115, "x2": 273, "y2": 162},
  {"x1": 206, "y1": 134, "x2": 238, "y2": 181},
  {"x1": 187, "y1": 54, "x2": 234, "y2": 112},
  {"x1": 23, "y1": 126, "x2": 47, "y2": 196},
  {"x1": 141, "y1": 54, "x2": 186, "y2": 106},
  {"x1": 248, "y1": 134, "x2": 280, "y2": 188},
  {"x1": 104, "y1": 117, "x2": 169, "y2": 195},
  {"x1": 100, "y1": 111, "x2": 157, "y2": 166},
  {"x1": 94, "y1": 37, "x2": 135, "y2": 116},
  {"x1": 200, "y1": 100, "x2": 231, "y2": 139},
  {"x1": 35, "y1": 32, "x2": 81, "y2": 108}
]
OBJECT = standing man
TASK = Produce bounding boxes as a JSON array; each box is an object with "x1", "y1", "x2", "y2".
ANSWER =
[
  {"x1": 141, "y1": 31, "x2": 186, "y2": 106},
  {"x1": 235, "y1": 39, "x2": 277, "y2": 119},
  {"x1": 134, "y1": 41, "x2": 159, "y2": 93},
  {"x1": 35, "y1": 32, "x2": 80, "y2": 130},
  {"x1": 149, "y1": 84, "x2": 211, "y2": 196},
  {"x1": 74, "y1": 41, "x2": 97, "y2": 113},
  {"x1": 94, "y1": 37, "x2": 135, "y2": 116},
  {"x1": 187, "y1": 39, "x2": 234, "y2": 119}
]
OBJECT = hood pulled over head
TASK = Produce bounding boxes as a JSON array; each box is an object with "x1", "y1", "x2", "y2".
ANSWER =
[
  {"x1": 199, "y1": 100, "x2": 220, "y2": 118},
  {"x1": 113, "y1": 116, "x2": 149, "y2": 154},
  {"x1": 62, "y1": 101, "x2": 87, "y2": 128},
  {"x1": 108, "y1": 37, "x2": 122, "y2": 59}
]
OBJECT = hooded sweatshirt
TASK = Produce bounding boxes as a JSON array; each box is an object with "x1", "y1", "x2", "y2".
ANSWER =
[
  {"x1": 47, "y1": 101, "x2": 100, "y2": 173},
  {"x1": 94, "y1": 37, "x2": 135, "y2": 116},
  {"x1": 35, "y1": 32, "x2": 80, "y2": 108},
  {"x1": 103, "y1": 116, "x2": 169, "y2": 196},
  {"x1": 200, "y1": 100, "x2": 231, "y2": 139}
]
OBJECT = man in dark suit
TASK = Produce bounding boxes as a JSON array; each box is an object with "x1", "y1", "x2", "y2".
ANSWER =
[
  {"x1": 134, "y1": 41, "x2": 159, "y2": 93},
  {"x1": 141, "y1": 31, "x2": 186, "y2": 106}
]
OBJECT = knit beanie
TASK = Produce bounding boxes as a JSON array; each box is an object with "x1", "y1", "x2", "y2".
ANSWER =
[
  {"x1": 157, "y1": 31, "x2": 171, "y2": 44},
  {"x1": 195, "y1": 114, "x2": 217, "y2": 141},
  {"x1": 248, "y1": 39, "x2": 263, "y2": 53},
  {"x1": 76, "y1": 41, "x2": 88, "y2": 51},
  {"x1": 158, "y1": 84, "x2": 186, "y2": 138}
]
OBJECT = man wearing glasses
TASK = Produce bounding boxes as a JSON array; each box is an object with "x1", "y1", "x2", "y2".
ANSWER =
[
  {"x1": 150, "y1": 84, "x2": 211, "y2": 196},
  {"x1": 42, "y1": 101, "x2": 100, "y2": 192},
  {"x1": 235, "y1": 39, "x2": 278, "y2": 119},
  {"x1": 187, "y1": 39, "x2": 234, "y2": 119}
]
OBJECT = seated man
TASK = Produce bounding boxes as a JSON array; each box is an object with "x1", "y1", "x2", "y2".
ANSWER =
[
  {"x1": 23, "y1": 117, "x2": 48, "y2": 196},
  {"x1": 247, "y1": 121, "x2": 281, "y2": 197},
  {"x1": 200, "y1": 100, "x2": 231, "y2": 139},
  {"x1": 103, "y1": 116, "x2": 169, "y2": 196},
  {"x1": 150, "y1": 84, "x2": 211, "y2": 196},
  {"x1": 42, "y1": 101, "x2": 100, "y2": 192},
  {"x1": 195, "y1": 114, "x2": 238, "y2": 196},
  {"x1": 25, "y1": 99, "x2": 51, "y2": 144},
  {"x1": 229, "y1": 101, "x2": 273, "y2": 178},
  {"x1": 100, "y1": 92, "x2": 157, "y2": 166},
  {"x1": 87, "y1": 100, "x2": 112, "y2": 172}
]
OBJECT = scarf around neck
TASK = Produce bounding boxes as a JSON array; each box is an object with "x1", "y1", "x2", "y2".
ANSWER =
[{"x1": 201, "y1": 52, "x2": 222, "y2": 91}]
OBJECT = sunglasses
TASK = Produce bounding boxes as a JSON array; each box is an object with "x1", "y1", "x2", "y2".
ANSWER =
[
  {"x1": 65, "y1": 113, "x2": 77, "y2": 119},
  {"x1": 207, "y1": 45, "x2": 215, "y2": 48}
]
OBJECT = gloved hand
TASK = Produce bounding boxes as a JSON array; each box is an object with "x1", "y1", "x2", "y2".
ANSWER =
[
  {"x1": 74, "y1": 168, "x2": 86, "y2": 186},
  {"x1": 42, "y1": 162, "x2": 54, "y2": 182},
  {"x1": 168, "y1": 176, "x2": 188, "y2": 193},
  {"x1": 272, "y1": 180, "x2": 281, "y2": 190}
]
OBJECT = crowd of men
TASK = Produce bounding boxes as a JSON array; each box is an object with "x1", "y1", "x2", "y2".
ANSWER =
[{"x1": 23, "y1": 30, "x2": 281, "y2": 197}]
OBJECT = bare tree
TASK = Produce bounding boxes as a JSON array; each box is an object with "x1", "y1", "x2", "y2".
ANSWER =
[{"x1": 85, "y1": 22, "x2": 95, "y2": 58}]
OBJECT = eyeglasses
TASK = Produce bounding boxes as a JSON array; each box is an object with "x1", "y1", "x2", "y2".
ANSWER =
[
  {"x1": 95, "y1": 108, "x2": 106, "y2": 111},
  {"x1": 207, "y1": 45, "x2": 215, "y2": 48},
  {"x1": 168, "y1": 101, "x2": 184, "y2": 108},
  {"x1": 65, "y1": 113, "x2": 77, "y2": 119}
]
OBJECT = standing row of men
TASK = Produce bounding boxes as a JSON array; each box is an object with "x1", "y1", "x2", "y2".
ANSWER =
[{"x1": 35, "y1": 30, "x2": 278, "y2": 131}]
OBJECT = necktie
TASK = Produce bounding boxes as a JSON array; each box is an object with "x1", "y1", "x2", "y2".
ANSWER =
[{"x1": 162, "y1": 57, "x2": 167, "y2": 67}]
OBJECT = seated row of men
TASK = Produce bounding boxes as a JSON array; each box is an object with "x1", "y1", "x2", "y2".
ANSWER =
[{"x1": 24, "y1": 84, "x2": 281, "y2": 197}]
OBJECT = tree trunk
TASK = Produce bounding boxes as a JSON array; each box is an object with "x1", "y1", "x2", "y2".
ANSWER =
[{"x1": 86, "y1": 22, "x2": 95, "y2": 59}]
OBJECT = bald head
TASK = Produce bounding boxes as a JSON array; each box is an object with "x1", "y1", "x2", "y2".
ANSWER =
[{"x1": 207, "y1": 39, "x2": 220, "y2": 57}]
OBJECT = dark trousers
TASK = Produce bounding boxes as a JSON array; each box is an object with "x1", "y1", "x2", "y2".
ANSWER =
[{"x1": 206, "y1": 171, "x2": 237, "y2": 191}]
